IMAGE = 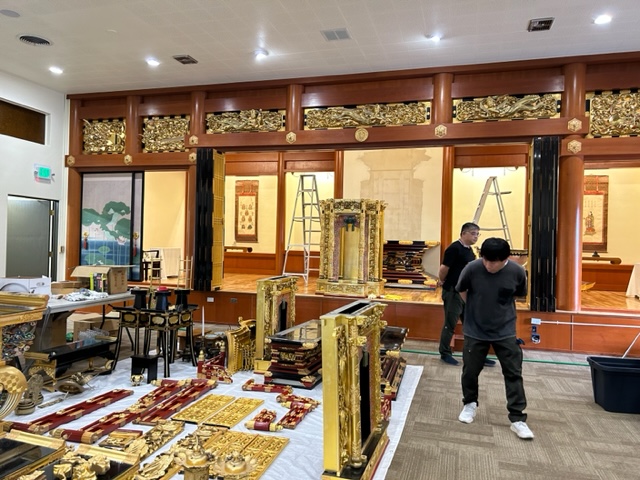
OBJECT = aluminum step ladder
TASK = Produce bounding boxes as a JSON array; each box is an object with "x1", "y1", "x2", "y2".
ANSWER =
[
  {"x1": 176, "y1": 256, "x2": 193, "y2": 290},
  {"x1": 472, "y1": 176, "x2": 512, "y2": 247},
  {"x1": 282, "y1": 174, "x2": 321, "y2": 285}
]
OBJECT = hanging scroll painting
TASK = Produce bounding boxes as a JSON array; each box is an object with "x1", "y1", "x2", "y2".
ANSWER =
[
  {"x1": 582, "y1": 175, "x2": 608, "y2": 252},
  {"x1": 235, "y1": 180, "x2": 259, "y2": 242}
]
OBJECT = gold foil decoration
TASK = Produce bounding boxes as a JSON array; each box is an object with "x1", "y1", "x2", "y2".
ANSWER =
[
  {"x1": 203, "y1": 397, "x2": 264, "y2": 428},
  {"x1": 588, "y1": 91, "x2": 640, "y2": 137},
  {"x1": 189, "y1": 135, "x2": 199, "y2": 145},
  {"x1": 82, "y1": 118, "x2": 126, "y2": 154},
  {"x1": 142, "y1": 116, "x2": 190, "y2": 153},
  {"x1": 567, "y1": 118, "x2": 583, "y2": 132},
  {"x1": 567, "y1": 140, "x2": 582, "y2": 154},
  {"x1": 206, "y1": 109, "x2": 285, "y2": 133},
  {"x1": 355, "y1": 128, "x2": 368, "y2": 142},
  {"x1": 305, "y1": 102, "x2": 429, "y2": 129},
  {"x1": 454, "y1": 94, "x2": 559, "y2": 122},
  {"x1": 66, "y1": 155, "x2": 75, "y2": 166},
  {"x1": 123, "y1": 154, "x2": 133, "y2": 165},
  {"x1": 171, "y1": 394, "x2": 235, "y2": 424},
  {"x1": 285, "y1": 131, "x2": 297, "y2": 144},
  {"x1": 189, "y1": 152, "x2": 197, "y2": 162},
  {"x1": 434, "y1": 124, "x2": 447, "y2": 138}
]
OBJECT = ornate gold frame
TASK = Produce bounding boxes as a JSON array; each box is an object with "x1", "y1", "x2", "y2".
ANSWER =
[
  {"x1": 254, "y1": 275, "x2": 298, "y2": 372},
  {"x1": 316, "y1": 199, "x2": 386, "y2": 297},
  {"x1": 321, "y1": 300, "x2": 388, "y2": 480}
]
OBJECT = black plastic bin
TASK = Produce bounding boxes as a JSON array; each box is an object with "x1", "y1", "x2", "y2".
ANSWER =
[{"x1": 587, "y1": 356, "x2": 640, "y2": 414}]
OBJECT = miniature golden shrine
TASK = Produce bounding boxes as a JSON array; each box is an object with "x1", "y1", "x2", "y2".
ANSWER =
[{"x1": 316, "y1": 199, "x2": 386, "y2": 298}]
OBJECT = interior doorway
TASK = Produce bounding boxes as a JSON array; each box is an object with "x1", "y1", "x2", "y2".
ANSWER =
[{"x1": 6, "y1": 195, "x2": 58, "y2": 278}]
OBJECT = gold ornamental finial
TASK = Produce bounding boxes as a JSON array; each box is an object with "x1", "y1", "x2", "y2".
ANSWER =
[
  {"x1": 355, "y1": 128, "x2": 369, "y2": 142},
  {"x1": 567, "y1": 140, "x2": 582, "y2": 154},
  {"x1": 435, "y1": 124, "x2": 447, "y2": 138},
  {"x1": 568, "y1": 118, "x2": 583, "y2": 132}
]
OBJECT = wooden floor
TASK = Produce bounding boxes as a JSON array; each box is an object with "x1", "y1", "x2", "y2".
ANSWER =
[{"x1": 163, "y1": 273, "x2": 640, "y2": 314}]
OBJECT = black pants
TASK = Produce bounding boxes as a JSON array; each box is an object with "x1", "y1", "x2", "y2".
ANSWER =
[
  {"x1": 461, "y1": 335, "x2": 527, "y2": 422},
  {"x1": 439, "y1": 287, "x2": 464, "y2": 356}
]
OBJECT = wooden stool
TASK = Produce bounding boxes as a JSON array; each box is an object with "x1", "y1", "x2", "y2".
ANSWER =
[{"x1": 131, "y1": 354, "x2": 159, "y2": 383}]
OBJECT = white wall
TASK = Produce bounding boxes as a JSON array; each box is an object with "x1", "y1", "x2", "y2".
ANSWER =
[{"x1": 0, "y1": 70, "x2": 68, "y2": 279}]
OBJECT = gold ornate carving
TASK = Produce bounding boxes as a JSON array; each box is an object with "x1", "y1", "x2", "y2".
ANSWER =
[
  {"x1": 568, "y1": 118, "x2": 582, "y2": 132},
  {"x1": 355, "y1": 128, "x2": 369, "y2": 142},
  {"x1": 567, "y1": 139, "x2": 582, "y2": 154},
  {"x1": 189, "y1": 135, "x2": 199, "y2": 145},
  {"x1": 141, "y1": 116, "x2": 190, "y2": 153},
  {"x1": 588, "y1": 91, "x2": 640, "y2": 137},
  {"x1": 255, "y1": 275, "x2": 298, "y2": 370},
  {"x1": 123, "y1": 154, "x2": 133, "y2": 165},
  {"x1": 434, "y1": 124, "x2": 447, "y2": 137},
  {"x1": 206, "y1": 109, "x2": 285, "y2": 133},
  {"x1": 172, "y1": 394, "x2": 235, "y2": 424},
  {"x1": 285, "y1": 131, "x2": 297, "y2": 144},
  {"x1": 454, "y1": 94, "x2": 559, "y2": 122},
  {"x1": 82, "y1": 118, "x2": 126, "y2": 154},
  {"x1": 66, "y1": 155, "x2": 75, "y2": 166},
  {"x1": 203, "y1": 397, "x2": 264, "y2": 428},
  {"x1": 305, "y1": 102, "x2": 429, "y2": 129},
  {"x1": 321, "y1": 301, "x2": 388, "y2": 478},
  {"x1": 0, "y1": 363, "x2": 28, "y2": 420},
  {"x1": 188, "y1": 152, "x2": 197, "y2": 162}
]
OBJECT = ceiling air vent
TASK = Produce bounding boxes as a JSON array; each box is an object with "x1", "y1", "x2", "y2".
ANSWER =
[
  {"x1": 173, "y1": 54, "x2": 198, "y2": 65},
  {"x1": 18, "y1": 34, "x2": 52, "y2": 46},
  {"x1": 527, "y1": 17, "x2": 554, "y2": 32},
  {"x1": 321, "y1": 28, "x2": 351, "y2": 41}
]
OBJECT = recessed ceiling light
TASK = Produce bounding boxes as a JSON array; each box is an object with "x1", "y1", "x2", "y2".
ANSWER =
[
  {"x1": 146, "y1": 58, "x2": 160, "y2": 67},
  {"x1": 254, "y1": 48, "x2": 269, "y2": 60},
  {"x1": 49, "y1": 66, "x2": 63, "y2": 75},
  {"x1": 426, "y1": 34, "x2": 441, "y2": 43},
  {"x1": 594, "y1": 14, "x2": 612, "y2": 25}
]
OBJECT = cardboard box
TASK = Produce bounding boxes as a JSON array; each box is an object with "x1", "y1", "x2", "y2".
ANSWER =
[
  {"x1": 0, "y1": 276, "x2": 51, "y2": 295},
  {"x1": 51, "y1": 280, "x2": 83, "y2": 295},
  {"x1": 71, "y1": 265, "x2": 129, "y2": 294},
  {"x1": 72, "y1": 313, "x2": 120, "y2": 341}
]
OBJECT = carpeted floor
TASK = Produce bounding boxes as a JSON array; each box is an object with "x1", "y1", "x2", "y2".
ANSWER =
[{"x1": 386, "y1": 340, "x2": 640, "y2": 480}]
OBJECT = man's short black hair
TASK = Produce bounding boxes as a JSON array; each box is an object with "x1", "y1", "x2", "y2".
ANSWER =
[
  {"x1": 460, "y1": 222, "x2": 480, "y2": 235},
  {"x1": 480, "y1": 237, "x2": 511, "y2": 261}
]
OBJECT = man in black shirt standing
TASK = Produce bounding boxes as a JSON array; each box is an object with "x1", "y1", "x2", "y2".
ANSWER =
[{"x1": 438, "y1": 222, "x2": 496, "y2": 366}]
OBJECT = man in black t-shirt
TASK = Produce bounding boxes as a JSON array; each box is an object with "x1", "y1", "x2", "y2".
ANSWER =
[{"x1": 437, "y1": 222, "x2": 486, "y2": 366}]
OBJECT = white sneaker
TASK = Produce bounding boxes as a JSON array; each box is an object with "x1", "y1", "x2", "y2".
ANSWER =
[
  {"x1": 458, "y1": 402, "x2": 477, "y2": 423},
  {"x1": 510, "y1": 421, "x2": 534, "y2": 439}
]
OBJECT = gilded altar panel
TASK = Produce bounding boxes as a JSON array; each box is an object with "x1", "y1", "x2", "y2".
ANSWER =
[
  {"x1": 142, "y1": 115, "x2": 190, "y2": 152},
  {"x1": 321, "y1": 300, "x2": 388, "y2": 480},
  {"x1": 82, "y1": 118, "x2": 126, "y2": 154},
  {"x1": 304, "y1": 102, "x2": 430, "y2": 130},
  {"x1": 587, "y1": 90, "x2": 640, "y2": 137},
  {"x1": 206, "y1": 109, "x2": 285, "y2": 133},
  {"x1": 453, "y1": 93, "x2": 560, "y2": 122}
]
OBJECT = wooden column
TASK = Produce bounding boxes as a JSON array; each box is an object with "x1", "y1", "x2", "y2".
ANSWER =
[
  {"x1": 432, "y1": 73, "x2": 453, "y2": 125},
  {"x1": 557, "y1": 62, "x2": 586, "y2": 311},
  {"x1": 125, "y1": 96, "x2": 141, "y2": 156},
  {"x1": 65, "y1": 168, "x2": 82, "y2": 279},
  {"x1": 190, "y1": 91, "x2": 206, "y2": 135},
  {"x1": 440, "y1": 146, "x2": 455, "y2": 254},
  {"x1": 286, "y1": 84, "x2": 304, "y2": 131},
  {"x1": 275, "y1": 152, "x2": 286, "y2": 274},
  {"x1": 68, "y1": 99, "x2": 82, "y2": 157}
]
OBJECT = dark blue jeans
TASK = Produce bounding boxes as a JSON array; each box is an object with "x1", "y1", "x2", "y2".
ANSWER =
[{"x1": 461, "y1": 335, "x2": 528, "y2": 422}]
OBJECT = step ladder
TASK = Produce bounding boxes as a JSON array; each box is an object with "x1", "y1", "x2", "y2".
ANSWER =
[
  {"x1": 282, "y1": 174, "x2": 321, "y2": 285},
  {"x1": 176, "y1": 256, "x2": 193, "y2": 290},
  {"x1": 472, "y1": 176, "x2": 512, "y2": 247}
]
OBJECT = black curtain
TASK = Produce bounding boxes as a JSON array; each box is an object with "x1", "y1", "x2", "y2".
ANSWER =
[
  {"x1": 529, "y1": 136, "x2": 559, "y2": 312},
  {"x1": 194, "y1": 148, "x2": 213, "y2": 291}
]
